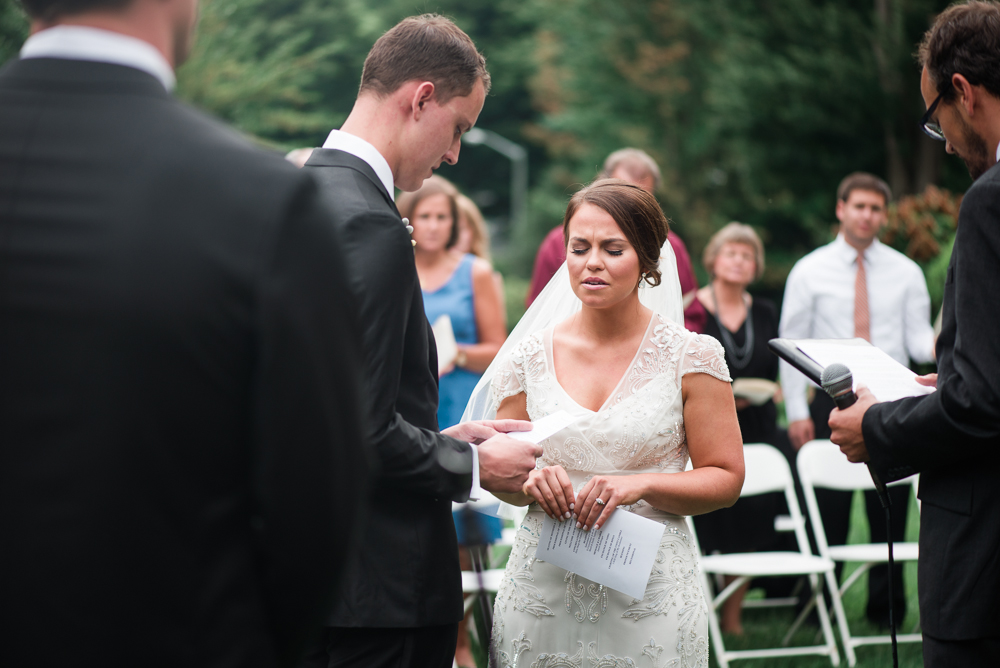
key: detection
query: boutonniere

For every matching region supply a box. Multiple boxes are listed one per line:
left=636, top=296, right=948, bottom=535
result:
left=403, top=217, right=415, bottom=247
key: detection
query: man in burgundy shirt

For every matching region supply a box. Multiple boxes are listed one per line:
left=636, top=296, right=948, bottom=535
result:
left=526, top=148, right=706, bottom=332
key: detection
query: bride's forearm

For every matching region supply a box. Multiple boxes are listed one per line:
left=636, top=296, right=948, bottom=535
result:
left=636, top=467, right=743, bottom=516
left=493, top=491, right=534, bottom=507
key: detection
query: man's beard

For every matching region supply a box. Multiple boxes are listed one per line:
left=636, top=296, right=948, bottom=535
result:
left=957, top=114, right=991, bottom=181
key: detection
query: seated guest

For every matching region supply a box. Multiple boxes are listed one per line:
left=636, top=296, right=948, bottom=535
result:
left=398, top=176, right=507, bottom=429
left=692, top=222, right=787, bottom=634
left=525, top=148, right=705, bottom=332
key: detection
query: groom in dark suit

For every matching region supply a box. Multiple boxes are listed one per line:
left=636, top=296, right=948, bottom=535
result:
left=0, top=0, right=369, bottom=666
left=830, top=2, right=1000, bottom=665
left=302, top=15, right=543, bottom=668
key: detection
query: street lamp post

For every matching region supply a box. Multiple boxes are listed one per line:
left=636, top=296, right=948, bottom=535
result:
left=462, top=128, right=528, bottom=229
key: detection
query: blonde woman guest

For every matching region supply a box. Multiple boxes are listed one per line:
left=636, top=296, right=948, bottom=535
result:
left=692, top=222, right=785, bottom=635
left=398, top=176, right=506, bottom=430
left=455, top=193, right=507, bottom=330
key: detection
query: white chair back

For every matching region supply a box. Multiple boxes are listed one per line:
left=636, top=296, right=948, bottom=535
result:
left=797, top=440, right=877, bottom=491
left=798, top=440, right=918, bottom=492
left=740, top=443, right=794, bottom=496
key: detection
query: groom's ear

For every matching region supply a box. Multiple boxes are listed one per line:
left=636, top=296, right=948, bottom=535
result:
left=410, top=82, right=437, bottom=120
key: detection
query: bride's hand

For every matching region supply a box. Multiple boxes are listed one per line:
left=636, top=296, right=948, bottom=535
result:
left=575, top=475, right=644, bottom=531
left=522, top=465, right=576, bottom=521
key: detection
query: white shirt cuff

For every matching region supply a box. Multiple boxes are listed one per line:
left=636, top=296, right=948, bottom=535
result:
left=468, top=443, right=482, bottom=501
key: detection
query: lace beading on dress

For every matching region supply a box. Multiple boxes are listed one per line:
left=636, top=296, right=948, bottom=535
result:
left=489, top=313, right=729, bottom=668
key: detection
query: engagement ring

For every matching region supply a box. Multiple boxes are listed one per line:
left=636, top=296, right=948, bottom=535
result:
left=595, top=498, right=605, bottom=506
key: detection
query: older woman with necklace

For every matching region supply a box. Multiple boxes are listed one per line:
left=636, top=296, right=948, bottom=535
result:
left=692, top=222, right=788, bottom=636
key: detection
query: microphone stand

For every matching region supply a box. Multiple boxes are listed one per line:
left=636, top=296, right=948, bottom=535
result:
left=768, top=340, right=899, bottom=668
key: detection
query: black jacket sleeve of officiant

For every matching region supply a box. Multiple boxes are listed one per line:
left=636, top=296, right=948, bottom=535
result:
left=862, top=162, right=1000, bottom=640
left=305, top=148, right=472, bottom=628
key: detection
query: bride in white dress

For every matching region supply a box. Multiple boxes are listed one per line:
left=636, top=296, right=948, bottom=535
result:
left=468, top=180, right=745, bottom=668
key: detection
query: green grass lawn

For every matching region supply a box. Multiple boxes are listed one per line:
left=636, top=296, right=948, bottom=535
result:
left=708, top=491, right=923, bottom=668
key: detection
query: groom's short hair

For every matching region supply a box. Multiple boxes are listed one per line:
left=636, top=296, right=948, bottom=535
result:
left=359, top=14, right=491, bottom=103
left=19, top=0, right=131, bottom=20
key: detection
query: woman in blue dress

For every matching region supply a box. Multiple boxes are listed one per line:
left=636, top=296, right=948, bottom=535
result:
left=398, top=177, right=507, bottom=430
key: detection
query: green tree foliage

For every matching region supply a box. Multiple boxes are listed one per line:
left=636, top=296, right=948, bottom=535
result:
left=0, top=0, right=28, bottom=65
left=0, top=0, right=973, bottom=299
left=177, top=0, right=376, bottom=148
left=516, top=0, right=968, bottom=295
left=177, top=0, right=542, bottom=235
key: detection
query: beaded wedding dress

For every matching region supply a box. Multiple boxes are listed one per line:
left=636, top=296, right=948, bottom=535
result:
left=488, top=312, right=731, bottom=668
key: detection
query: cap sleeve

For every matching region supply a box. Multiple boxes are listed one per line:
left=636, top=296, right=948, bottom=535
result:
left=490, top=332, right=543, bottom=407
left=679, top=333, right=732, bottom=383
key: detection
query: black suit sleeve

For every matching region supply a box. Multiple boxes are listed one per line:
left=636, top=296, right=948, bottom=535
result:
left=338, top=205, right=474, bottom=501
left=250, top=177, right=370, bottom=664
left=863, top=175, right=1000, bottom=481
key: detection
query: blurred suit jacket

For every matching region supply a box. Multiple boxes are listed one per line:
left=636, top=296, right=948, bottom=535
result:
left=863, top=161, right=1000, bottom=640
left=0, top=57, right=369, bottom=666
left=305, top=148, right=474, bottom=629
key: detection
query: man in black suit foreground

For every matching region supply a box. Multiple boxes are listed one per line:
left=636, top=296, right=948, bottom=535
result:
left=830, top=2, right=1000, bottom=664
left=302, top=15, right=543, bottom=668
left=0, top=0, right=369, bottom=666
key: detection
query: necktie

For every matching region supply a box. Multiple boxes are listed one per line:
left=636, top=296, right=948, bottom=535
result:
left=854, top=250, right=870, bottom=341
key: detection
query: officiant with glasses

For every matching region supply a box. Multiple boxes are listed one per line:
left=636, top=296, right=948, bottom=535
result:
left=691, top=222, right=788, bottom=635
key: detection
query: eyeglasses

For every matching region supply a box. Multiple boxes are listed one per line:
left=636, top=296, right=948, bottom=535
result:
left=920, top=92, right=946, bottom=141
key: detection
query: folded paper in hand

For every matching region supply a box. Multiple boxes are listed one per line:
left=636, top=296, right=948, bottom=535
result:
left=537, top=509, right=666, bottom=599
left=507, top=410, right=578, bottom=445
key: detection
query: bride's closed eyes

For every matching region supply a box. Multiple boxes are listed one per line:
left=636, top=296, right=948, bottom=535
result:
left=571, top=246, right=624, bottom=256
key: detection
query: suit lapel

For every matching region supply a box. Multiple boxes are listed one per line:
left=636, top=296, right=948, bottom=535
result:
left=305, top=148, right=399, bottom=216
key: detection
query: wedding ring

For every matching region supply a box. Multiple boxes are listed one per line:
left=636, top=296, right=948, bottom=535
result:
left=595, top=498, right=606, bottom=506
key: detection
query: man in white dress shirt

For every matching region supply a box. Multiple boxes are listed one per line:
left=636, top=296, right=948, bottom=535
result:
left=779, top=171, right=935, bottom=627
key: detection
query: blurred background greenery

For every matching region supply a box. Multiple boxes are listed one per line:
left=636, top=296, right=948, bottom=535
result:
left=0, top=0, right=968, bottom=324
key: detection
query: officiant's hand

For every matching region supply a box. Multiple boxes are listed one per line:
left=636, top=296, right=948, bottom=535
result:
left=576, top=475, right=644, bottom=531
left=522, top=465, right=576, bottom=521
left=478, top=434, right=544, bottom=494
left=829, top=385, right=877, bottom=463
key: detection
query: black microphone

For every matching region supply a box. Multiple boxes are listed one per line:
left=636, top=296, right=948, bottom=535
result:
left=820, top=363, right=890, bottom=508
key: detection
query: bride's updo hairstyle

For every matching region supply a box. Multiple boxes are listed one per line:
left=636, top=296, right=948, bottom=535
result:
left=562, top=178, right=670, bottom=287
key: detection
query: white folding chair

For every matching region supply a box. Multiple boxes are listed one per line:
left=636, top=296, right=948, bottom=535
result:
left=797, top=440, right=921, bottom=666
left=688, top=443, right=841, bottom=668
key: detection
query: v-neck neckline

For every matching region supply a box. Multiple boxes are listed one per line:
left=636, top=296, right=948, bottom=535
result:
left=547, top=312, right=657, bottom=414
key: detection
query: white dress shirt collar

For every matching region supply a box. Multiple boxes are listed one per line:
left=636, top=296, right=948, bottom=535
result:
left=996, top=140, right=1000, bottom=165
left=20, top=25, right=175, bottom=91
left=832, top=233, right=882, bottom=262
left=322, top=129, right=395, bottom=201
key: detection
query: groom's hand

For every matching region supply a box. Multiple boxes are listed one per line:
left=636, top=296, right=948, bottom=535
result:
left=477, top=434, right=544, bottom=494
left=442, top=419, right=533, bottom=445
